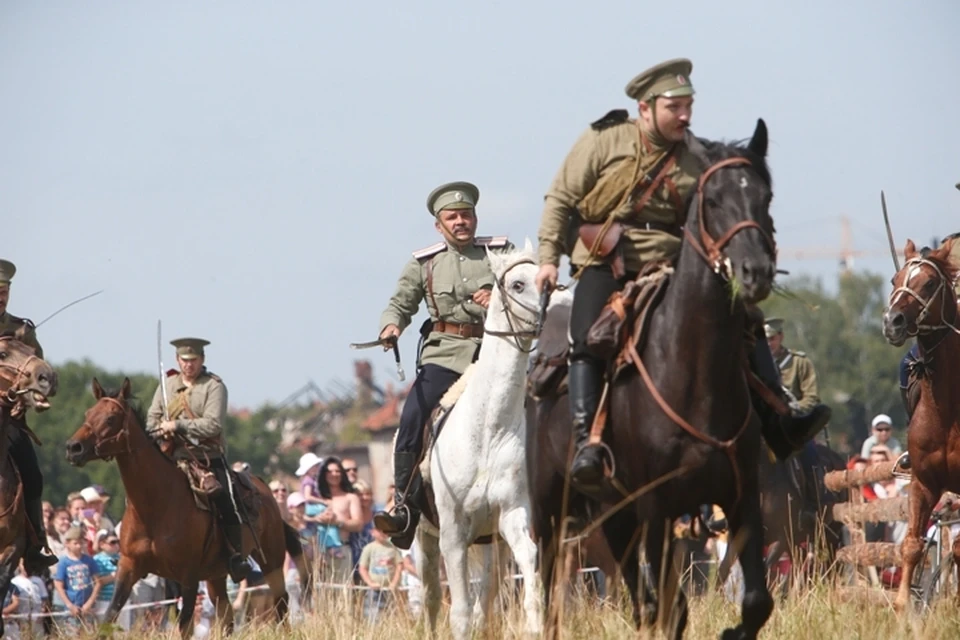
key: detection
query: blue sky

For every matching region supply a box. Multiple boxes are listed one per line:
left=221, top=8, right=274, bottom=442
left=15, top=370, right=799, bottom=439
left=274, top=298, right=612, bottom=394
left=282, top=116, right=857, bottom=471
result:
left=3, top=1, right=957, bottom=408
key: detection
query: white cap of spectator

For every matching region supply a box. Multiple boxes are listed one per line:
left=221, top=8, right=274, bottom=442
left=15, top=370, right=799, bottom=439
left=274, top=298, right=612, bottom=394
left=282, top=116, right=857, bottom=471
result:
left=871, top=414, right=893, bottom=429
left=295, top=452, right=323, bottom=477
left=286, top=492, right=306, bottom=509
left=80, top=485, right=109, bottom=504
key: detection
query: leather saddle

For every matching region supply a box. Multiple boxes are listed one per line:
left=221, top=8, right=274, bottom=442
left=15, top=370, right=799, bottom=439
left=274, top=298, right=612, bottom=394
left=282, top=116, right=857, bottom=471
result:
left=177, top=459, right=262, bottom=525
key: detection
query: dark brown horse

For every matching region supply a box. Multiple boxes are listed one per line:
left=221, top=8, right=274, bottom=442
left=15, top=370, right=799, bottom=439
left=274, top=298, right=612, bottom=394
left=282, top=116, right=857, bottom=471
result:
left=0, top=333, right=57, bottom=639
left=64, top=378, right=310, bottom=638
left=528, top=120, right=778, bottom=640
left=881, top=238, right=960, bottom=610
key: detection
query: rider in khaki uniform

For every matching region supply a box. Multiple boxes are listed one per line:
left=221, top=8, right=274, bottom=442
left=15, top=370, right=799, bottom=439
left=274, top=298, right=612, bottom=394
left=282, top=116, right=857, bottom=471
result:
left=534, top=59, right=831, bottom=494
left=0, top=260, right=58, bottom=570
left=372, top=181, right=513, bottom=549
left=146, top=337, right=252, bottom=582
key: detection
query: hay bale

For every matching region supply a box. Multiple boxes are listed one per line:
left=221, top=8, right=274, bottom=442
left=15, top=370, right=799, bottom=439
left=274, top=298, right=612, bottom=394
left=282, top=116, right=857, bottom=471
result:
left=831, top=496, right=909, bottom=524
left=824, top=461, right=898, bottom=491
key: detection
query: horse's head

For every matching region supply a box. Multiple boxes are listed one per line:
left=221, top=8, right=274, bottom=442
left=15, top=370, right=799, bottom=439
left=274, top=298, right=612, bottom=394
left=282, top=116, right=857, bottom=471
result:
left=882, top=238, right=959, bottom=347
left=685, top=119, right=777, bottom=304
left=485, top=239, right=543, bottom=347
left=65, top=377, right=136, bottom=466
left=0, top=332, right=57, bottom=416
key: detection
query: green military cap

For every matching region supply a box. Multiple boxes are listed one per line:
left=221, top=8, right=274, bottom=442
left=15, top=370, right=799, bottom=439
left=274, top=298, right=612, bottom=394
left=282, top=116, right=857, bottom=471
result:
left=171, top=337, right=210, bottom=360
left=763, top=317, right=784, bottom=338
left=426, top=181, right=480, bottom=217
left=0, top=260, right=16, bottom=286
left=625, top=58, right=695, bottom=102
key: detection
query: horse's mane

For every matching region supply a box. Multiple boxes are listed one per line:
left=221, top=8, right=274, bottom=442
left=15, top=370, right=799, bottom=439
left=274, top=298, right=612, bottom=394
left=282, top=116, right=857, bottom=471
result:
left=103, top=387, right=149, bottom=430
left=922, top=243, right=960, bottom=284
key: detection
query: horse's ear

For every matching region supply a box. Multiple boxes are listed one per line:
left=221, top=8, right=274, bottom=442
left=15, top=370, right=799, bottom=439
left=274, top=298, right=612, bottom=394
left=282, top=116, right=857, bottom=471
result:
left=12, top=323, right=30, bottom=344
left=904, top=239, right=917, bottom=260
left=523, top=237, right=535, bottom=255
left=92, top=378, right=105, bottom=400
left=120, top=377, right=132, bottom=399
left=484, top=245, right=504, bottom=275
left=748, top=118, right=768, bottom=158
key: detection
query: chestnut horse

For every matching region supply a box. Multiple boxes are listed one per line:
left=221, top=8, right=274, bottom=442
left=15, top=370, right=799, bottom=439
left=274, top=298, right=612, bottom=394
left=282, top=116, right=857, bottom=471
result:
left=882, top=238, right=960, bottom=610
left=0, top=333, right=57, bottom=639
left=64, top=378, right=309, bottom=638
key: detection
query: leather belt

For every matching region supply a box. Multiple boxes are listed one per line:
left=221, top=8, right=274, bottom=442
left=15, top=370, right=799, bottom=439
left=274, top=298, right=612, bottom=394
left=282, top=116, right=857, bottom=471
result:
left=434, top=321, right=484, bottom=338
left=628, top=220, right=682, bottom=237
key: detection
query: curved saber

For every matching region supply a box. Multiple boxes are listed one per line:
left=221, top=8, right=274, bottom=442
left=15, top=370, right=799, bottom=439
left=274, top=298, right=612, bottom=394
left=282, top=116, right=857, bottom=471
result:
left=35, top=290, right=104, bottom=328
left=350, top=337, right=405, bottom=382
left=881, top=190, right=901, bottom=272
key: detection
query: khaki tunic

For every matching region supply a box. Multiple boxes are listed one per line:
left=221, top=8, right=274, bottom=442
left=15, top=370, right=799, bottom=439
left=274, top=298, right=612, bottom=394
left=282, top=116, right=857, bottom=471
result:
left=776, top=348, right=820, bottom=415
left=538, top=113, right=702, bottom=273
left=379, top=237, right=514, bottom=375
left=146, top=369, right=227, bottom=459
left=943, top=233, right=960, bottom=295
left=0, top=312, right=43, bottom=358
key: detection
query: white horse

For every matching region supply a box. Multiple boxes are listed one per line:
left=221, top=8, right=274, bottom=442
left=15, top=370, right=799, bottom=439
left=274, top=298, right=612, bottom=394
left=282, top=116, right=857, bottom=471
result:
left=415, top=240, right=560, bottom=639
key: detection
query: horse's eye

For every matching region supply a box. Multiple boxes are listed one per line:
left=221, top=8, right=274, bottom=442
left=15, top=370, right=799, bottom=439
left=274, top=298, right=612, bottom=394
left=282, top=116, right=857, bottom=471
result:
left=511, top=281, right=525, bottom=293
left=705, top=197, right=719, bottom=208
left=0, top=352, right=6, bottom=360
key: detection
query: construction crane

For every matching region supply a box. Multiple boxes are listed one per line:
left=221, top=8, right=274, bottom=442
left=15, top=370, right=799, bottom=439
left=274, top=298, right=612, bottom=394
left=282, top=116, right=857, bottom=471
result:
left=776, top=215, right=916, bottom=274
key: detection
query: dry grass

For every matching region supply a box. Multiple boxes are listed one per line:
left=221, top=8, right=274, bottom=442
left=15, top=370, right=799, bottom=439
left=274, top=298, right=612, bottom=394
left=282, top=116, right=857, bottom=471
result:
left=57, top=576, right=960, bottom=640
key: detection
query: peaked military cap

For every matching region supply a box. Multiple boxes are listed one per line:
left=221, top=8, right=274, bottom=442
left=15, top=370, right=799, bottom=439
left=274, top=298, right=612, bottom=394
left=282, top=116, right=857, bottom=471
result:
left=763, top=317, right=784, bottom=338
left=625, top=58, right=695, bottom=102
left=0, top=260, right=16, bottom=286
left=426, top=181, right=480, bottom=217
left=171, top=337, right=210, bottom=360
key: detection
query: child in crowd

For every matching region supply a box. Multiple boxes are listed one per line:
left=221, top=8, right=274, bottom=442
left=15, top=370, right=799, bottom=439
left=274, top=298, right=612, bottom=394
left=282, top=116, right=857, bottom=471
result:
left=357, top=528, right=402, bottom=621
left=53, top=526, right=102, bottom=631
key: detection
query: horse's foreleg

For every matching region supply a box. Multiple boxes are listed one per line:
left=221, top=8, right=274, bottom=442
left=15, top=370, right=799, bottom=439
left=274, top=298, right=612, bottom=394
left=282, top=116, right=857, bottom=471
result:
left=207, top=577, right=235, bottom=636
left=721, top=489, right=773, bottom=640
left=105, top=556, right=143, bottom=625
left=416, top=528, right=443, bottom=637
left=895, top=479, right=937, bottom=612
left=439, top=528, right=473, bottom=640
left=500, top=506, right=544, bottom=636
left=176, top=582, right=199, bottom=640
left=263, top=567, right=289, bottom=626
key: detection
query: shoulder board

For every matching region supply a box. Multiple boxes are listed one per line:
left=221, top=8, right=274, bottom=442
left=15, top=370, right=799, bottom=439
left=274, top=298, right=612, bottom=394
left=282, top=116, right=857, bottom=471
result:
left=205, top=372, right=222, bottom=382
left=165, top=369, right=179, bottom=377
left=4, top=314, right=34, bottom=329
left=942, top=232, right=960, bottom=243
left=790, top=350, right=807, bottom=357
left=590, top=109, right=630, bottom=131
left=474, top=236, right=509, bottom=248
left=412, top=242, right=447, bottom=260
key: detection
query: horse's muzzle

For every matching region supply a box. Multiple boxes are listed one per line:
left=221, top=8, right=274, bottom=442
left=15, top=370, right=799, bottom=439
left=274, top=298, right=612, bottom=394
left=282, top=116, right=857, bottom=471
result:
left=882, top=308, right=908, bottom=346
left=64, top=439, right=89, bottom=467
left=737, top=256, right=775, bottom=303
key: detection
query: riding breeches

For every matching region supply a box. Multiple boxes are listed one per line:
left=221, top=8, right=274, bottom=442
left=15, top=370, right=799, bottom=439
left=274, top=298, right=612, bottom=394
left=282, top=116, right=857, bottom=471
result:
left=8, top=428, right=42, bottom=502
left=394, top=364, right=461, bottom=455
left=899, top=343, right=919, bottom=389
left=568, top=265, right=637, bottom=362
left=208, top=458, right=242, bottom=525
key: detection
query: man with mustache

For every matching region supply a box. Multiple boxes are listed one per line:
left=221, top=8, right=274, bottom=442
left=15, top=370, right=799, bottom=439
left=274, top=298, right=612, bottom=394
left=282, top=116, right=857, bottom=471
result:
left=534, top=59, right=831, bottom=494
left=0, top=259, right=58, bottom=570
left=372, top=181, right=513, bottom=549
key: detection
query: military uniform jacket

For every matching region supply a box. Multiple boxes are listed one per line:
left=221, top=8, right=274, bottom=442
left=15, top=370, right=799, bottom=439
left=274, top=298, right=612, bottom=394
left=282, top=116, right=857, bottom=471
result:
left=776, top=348, right=820, bottom=415
left=379, top=237, right=514, bottom=375
left=0, top=312, right=43, bottom=358
left=537, top=111, right=703, bottom=274
left=146, top=369, right=227, bottom=459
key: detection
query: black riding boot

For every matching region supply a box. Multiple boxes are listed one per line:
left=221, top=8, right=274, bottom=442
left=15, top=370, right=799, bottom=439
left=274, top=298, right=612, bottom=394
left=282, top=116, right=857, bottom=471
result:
left=23, top=497, right=57, bottom=570
left=223, top=523, right=251, bottom=583
left=751, top=338, right=832, bottom=461
left=373, top=451, right=422, bottom=550
left=569, top=359, right=607, bottom=494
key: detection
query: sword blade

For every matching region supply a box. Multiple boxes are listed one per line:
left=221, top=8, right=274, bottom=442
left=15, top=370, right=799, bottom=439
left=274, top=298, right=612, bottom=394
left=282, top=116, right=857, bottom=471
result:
left=881, top=190, right=901, bottom=272
left=350, top=338, right=393, bottom=350
left=157, top=320, right=169, bottom=420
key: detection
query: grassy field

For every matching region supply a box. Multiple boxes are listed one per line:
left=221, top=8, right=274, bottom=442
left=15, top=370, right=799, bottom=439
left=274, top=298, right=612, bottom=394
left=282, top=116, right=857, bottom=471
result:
left=56, top=579, right=960, bottom=639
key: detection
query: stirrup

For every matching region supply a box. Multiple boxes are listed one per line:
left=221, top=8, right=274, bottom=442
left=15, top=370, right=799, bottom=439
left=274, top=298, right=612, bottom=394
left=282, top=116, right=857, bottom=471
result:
left=573, top=441, right=616, bottom=478
left=893, top=452, right=912, bottom=477
left=374, top=503, right=412, bottom=535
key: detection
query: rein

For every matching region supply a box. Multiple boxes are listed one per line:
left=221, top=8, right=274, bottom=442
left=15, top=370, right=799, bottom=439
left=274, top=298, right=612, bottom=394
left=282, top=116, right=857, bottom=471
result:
left=483, top=257, right=543, bottom=353
left=890, top=257, right=960, bottom=352
left=683, top=157, right=777, bottom=279
left=628, top=155, right=774, bottom=508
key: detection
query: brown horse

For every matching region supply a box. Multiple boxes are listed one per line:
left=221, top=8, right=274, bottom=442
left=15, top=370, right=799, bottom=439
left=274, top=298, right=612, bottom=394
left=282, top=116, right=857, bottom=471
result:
left=0, top=333, right=57, bottom=639
left=528, top=121, right=778, bottom=640
left=882, top=238, right=960, bottom=610
left=64, top=378, right=310, bottom=638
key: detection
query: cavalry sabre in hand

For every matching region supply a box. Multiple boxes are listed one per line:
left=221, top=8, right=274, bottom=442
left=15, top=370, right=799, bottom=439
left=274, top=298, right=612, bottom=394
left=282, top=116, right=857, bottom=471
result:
left=349, top=336, right=405, bottom=382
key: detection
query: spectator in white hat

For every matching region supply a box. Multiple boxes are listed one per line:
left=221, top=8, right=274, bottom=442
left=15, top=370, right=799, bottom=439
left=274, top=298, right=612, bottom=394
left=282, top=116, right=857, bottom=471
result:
left=80, top=485, right=115, bottom=534
left=861, top=414, right=903, bottom=460
left=295, top=452, right=324, bottom=505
